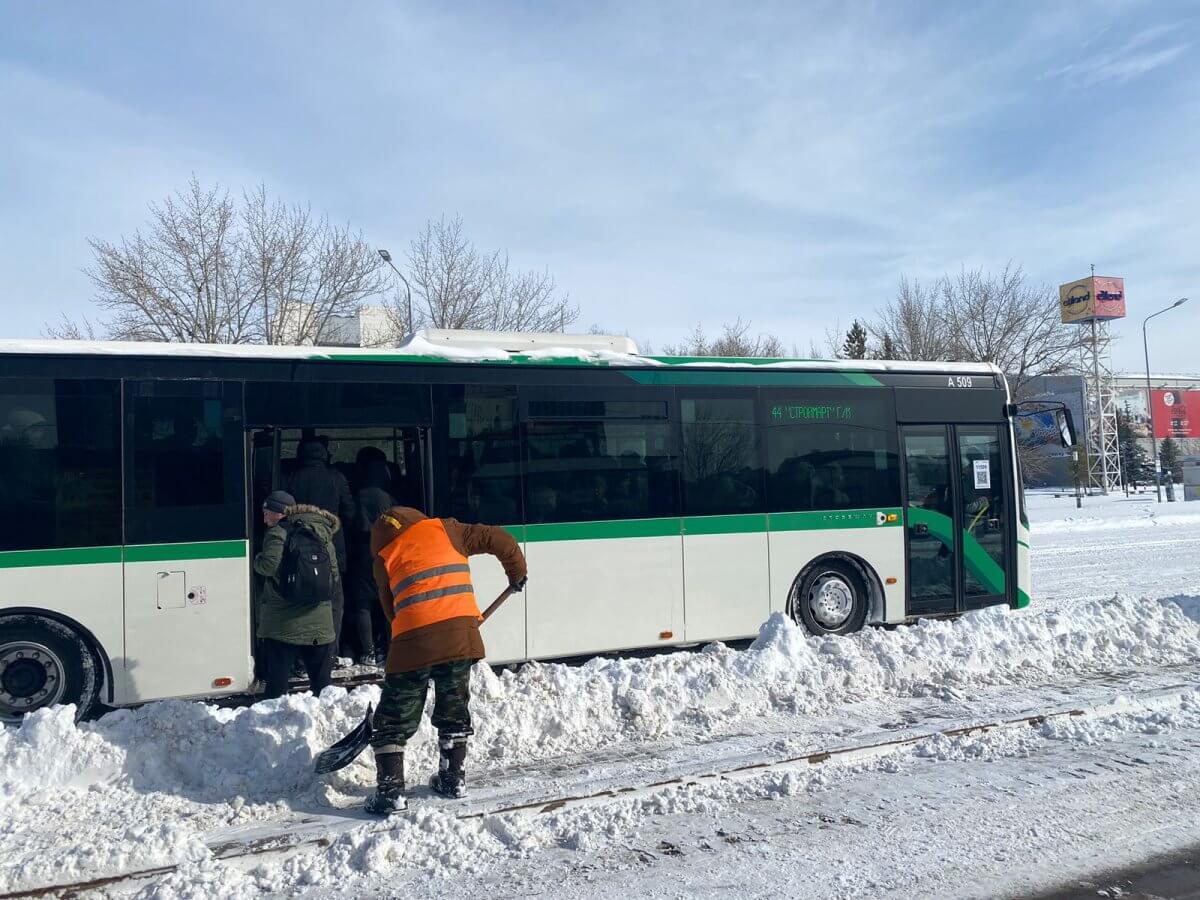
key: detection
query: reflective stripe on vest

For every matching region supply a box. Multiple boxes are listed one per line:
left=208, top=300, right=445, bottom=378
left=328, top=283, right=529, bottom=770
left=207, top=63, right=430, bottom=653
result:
left=377, top=518, right=480, bottom=638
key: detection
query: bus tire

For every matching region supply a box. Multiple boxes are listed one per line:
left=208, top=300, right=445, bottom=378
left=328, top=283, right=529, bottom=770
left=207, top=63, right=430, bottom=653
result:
left=790, top=559, right=869, bottom=637
left=0, top=615, right=99, bottom=724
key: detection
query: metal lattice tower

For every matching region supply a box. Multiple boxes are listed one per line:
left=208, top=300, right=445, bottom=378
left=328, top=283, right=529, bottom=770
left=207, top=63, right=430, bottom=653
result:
left=1080, top=319, right=1122, bottom=493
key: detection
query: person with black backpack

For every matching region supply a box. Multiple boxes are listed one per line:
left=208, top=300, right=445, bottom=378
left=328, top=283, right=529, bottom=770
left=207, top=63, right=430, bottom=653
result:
left=253, top=490, right=340, bottom=700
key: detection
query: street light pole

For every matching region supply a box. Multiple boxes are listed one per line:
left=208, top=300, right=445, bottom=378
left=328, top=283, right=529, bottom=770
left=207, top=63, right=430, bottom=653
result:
left=378, top=249, right=413, bottom=337
left=1143, top=298, right=1188, bottom=503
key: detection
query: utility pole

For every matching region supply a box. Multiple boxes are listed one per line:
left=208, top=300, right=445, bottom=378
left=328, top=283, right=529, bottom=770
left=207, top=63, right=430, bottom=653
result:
left=1143, top=298, right=1189, bottom=502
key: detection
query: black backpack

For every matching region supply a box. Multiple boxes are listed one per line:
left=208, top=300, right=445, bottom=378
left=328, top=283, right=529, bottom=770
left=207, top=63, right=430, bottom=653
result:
left=279, top=521, right=333, bottom=606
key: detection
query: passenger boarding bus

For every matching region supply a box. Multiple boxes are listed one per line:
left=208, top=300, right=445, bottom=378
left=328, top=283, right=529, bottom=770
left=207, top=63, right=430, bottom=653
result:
left=0, top=331, right=1065, bottom=721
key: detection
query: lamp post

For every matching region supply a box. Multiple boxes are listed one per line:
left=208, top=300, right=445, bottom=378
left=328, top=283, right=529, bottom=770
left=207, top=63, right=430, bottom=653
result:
left=378, top=249, right=413, bottom=337
left=1143, top=298, right=1188, bottom=502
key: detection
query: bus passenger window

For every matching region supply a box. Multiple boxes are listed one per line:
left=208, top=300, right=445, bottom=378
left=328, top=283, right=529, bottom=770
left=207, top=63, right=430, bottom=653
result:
left=125, top=381, right=244, bottom=545
left=767, top=425, right=899, bottom=513
left=443, top=385, right=521, bottom=525
left=130, top=395, right=225, bottom=510
left=524, top=401, right=676, bottom=524
left=679, top=398, right=764, bottom=516
left=0, top=379, right=121, bottom=551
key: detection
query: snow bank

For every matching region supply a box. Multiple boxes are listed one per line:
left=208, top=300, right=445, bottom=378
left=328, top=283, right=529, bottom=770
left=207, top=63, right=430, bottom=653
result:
left=139, top=687, right=1200, bottom=899
left=5, top=593, right=1199, bottom=811
left=1026, top=491, right=1200, bottom=534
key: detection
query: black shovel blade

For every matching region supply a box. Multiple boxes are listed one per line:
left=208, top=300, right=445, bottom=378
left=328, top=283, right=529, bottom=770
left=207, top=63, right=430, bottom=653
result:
left=314, top=704, right=374, bottom=775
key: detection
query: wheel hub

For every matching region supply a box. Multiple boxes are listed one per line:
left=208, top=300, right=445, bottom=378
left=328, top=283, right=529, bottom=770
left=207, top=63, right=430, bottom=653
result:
left=0, top=642, right=65, bottom=715
left=808, top=574, right=854, bottom=629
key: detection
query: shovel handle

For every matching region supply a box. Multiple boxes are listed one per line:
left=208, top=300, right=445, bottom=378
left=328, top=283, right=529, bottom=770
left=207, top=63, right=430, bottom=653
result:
left=481, top=586, right=517, bottom=622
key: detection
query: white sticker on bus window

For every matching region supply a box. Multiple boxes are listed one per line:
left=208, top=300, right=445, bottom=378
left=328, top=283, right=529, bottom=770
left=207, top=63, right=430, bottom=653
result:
left=973, top=459, right=991, bottom=490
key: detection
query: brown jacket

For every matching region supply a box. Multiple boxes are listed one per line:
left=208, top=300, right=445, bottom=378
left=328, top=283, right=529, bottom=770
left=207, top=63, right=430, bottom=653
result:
left=371, top=506, right=527, bottom=673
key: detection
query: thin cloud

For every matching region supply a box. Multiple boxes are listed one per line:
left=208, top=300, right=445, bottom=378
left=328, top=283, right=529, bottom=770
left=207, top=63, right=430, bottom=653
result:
left=1045, top=31, right=1189, bottom=87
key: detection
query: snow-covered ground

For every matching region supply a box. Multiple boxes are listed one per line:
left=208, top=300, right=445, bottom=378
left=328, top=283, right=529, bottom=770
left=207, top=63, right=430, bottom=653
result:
left=4, top=490, right=1200, bottom=898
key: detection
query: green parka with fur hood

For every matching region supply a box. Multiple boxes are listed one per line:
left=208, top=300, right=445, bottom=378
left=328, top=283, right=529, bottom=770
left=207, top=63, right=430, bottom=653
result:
left=254, top=504, right=339, bottom=645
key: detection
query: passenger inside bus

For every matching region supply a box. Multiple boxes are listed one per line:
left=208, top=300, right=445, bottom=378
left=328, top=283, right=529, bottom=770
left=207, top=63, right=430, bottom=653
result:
left=346, top=453, right=394, bottom=664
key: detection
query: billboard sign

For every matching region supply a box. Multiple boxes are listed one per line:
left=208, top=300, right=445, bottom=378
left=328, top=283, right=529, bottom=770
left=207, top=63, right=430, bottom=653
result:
left=1059, top=275, right=1126, bottom=324
left=1150, top=389, right=1200, bottom=438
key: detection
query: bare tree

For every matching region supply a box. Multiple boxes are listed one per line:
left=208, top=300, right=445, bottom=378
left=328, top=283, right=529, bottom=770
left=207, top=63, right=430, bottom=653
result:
left=57, top=177, right=385, bottom=344
left=868, top=265, right=1080, bottom=397
left=386, top=215, right=577, bottom=338
left=869, top=276, right=954, bottom=362
left=485, top=256, right=575, bottom=332
left=939, top=264, right=1080, bottom=398
left=43, top=313, right=100, bottom=340
left=662, top=319, right=786, bottom=357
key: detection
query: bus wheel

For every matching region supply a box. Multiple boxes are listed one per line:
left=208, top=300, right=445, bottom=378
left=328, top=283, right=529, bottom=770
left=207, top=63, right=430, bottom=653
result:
left=791, top=560, right=869, bottom=637
left=0, top=616, right=98, bottom=724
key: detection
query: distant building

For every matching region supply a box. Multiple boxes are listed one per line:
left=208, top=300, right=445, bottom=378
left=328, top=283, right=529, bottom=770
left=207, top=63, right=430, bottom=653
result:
left=1020, top=373, right=1200, bottom=487
left=316, top=305, right=393, bottom=348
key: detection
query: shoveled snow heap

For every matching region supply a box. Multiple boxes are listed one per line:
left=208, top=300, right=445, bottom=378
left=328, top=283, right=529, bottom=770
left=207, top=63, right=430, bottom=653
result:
left=2, top=596, right=1197, bottom=811
left=2, top=592, right=1199, bottom=892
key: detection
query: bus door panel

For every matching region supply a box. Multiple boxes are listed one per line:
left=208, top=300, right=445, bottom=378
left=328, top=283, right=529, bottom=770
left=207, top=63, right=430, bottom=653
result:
left=120, top=380, right=253, bottom=705
left=956, top=425, right=1009, bottom=610
left=901, top=423, right=1013, bottom=617
left=901, top=426, right=957, bottom=616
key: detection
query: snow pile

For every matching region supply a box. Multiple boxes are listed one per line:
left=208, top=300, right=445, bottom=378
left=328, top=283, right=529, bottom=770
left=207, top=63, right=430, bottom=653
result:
left=6, top=592, right=1197, bottom=813
left=142, top=687, right=1200, bottom=899
left=0, top=689, right=377, bottom=808
left=466, top=594, right=1200, bottom=769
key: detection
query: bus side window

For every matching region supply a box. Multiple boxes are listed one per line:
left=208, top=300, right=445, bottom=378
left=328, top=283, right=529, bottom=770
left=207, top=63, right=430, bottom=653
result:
left=0, top=379, right=121, bottom=552
left=442, top=385, right=521, bottom=526
left=679, top=397, right=764, bottom=517
left=125, top=381, right=245, bottom=545
left=767, top=424, right=900, bottom=513
left=524, top=402, right=676, bottom=524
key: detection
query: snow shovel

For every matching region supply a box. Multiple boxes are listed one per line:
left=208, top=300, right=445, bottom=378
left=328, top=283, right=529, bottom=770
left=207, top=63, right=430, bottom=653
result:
left=313, top=586, right=518, bottom=775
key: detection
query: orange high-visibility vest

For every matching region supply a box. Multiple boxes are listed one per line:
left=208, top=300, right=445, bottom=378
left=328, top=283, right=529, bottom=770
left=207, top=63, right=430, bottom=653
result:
left=377, top=518, right=480, bottom=639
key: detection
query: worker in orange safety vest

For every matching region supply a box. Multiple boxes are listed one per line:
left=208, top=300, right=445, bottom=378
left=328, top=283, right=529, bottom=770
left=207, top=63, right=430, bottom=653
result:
left=364, top=506, right=527, bottom=814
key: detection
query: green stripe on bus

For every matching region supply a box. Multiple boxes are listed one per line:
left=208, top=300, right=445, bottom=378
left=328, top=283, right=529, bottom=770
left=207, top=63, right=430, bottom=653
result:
left=518, top=509, right=900, bottom=543
left=1016, top=588, right=1031, bottom=609
left=311, top=350, right=884, bottom=382
left=0, top=545, right=123, bottom=569
left=123, top=541, right=248, bottom=563
left=623, top=370, right=883, bottom=387
left=770, top=508, right=902, bottom=532
left=1017, top=538, right=1030, bottom=550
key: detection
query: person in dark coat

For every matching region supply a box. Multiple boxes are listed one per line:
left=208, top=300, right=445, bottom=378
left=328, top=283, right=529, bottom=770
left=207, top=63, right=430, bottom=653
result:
left=284, top=438, right=356, bottom=656
left=253, top=491, right=339, bottom=699
left=345, top=457, right=395, bottom=665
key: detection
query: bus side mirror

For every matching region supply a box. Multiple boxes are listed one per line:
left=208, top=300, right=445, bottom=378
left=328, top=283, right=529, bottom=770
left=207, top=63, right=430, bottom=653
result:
left=1057, top=409, right=1076, bottom=448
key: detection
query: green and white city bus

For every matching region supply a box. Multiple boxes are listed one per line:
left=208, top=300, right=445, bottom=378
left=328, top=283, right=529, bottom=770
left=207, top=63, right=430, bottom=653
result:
left=0, top=331, right=1050, bottom=721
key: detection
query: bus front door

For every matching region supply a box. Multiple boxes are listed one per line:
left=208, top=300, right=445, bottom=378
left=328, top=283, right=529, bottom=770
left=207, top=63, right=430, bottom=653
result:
left=901, top=424, right=1011, bottom=617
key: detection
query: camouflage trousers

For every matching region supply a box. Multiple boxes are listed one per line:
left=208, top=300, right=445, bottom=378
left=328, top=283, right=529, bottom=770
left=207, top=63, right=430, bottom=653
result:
left=370, top=660, right=474, bottom=752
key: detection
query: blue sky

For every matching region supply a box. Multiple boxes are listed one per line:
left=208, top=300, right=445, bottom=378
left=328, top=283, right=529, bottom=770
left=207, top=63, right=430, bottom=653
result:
left=1, top=0, right=1197, bottom=371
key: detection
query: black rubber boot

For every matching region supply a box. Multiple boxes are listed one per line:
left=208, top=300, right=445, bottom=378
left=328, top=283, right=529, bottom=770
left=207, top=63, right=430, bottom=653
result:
left=429, top=734, right=468, bottom=799
left=364, top=750, right=407, bottom=815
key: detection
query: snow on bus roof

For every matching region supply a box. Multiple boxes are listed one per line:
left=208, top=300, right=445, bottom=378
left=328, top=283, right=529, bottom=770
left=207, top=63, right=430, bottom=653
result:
left=0, top=336, right=1001, bottom=375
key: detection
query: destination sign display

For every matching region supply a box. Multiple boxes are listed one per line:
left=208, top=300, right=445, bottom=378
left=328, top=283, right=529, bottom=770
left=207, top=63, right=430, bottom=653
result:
left=770, top=404, right=854, bottom=422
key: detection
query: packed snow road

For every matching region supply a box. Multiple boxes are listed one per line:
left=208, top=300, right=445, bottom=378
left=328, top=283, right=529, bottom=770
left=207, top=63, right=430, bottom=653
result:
left=3, top=491, right=1200, bottom=898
